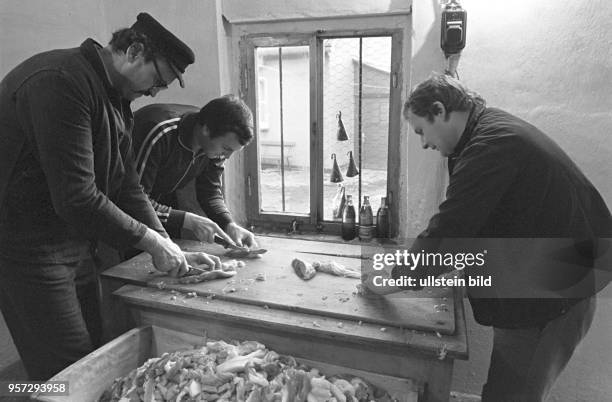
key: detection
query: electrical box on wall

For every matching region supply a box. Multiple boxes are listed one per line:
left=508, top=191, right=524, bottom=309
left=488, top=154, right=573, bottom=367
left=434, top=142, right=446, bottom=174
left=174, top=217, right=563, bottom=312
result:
left=441, top=0, right=467, bottom=56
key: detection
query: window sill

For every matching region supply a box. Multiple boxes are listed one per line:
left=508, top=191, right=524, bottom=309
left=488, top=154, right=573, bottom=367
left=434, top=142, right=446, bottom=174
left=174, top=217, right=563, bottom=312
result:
left=253, top=230, right=400, bottom=247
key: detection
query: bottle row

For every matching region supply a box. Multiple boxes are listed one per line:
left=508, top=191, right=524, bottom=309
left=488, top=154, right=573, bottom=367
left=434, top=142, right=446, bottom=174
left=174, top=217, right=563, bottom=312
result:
left=340, top=194, right=389, bottom=242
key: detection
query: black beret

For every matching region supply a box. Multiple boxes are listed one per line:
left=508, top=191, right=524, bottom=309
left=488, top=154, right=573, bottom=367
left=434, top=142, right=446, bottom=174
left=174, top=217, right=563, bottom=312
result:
left=131, top=12, right=195, bottom=88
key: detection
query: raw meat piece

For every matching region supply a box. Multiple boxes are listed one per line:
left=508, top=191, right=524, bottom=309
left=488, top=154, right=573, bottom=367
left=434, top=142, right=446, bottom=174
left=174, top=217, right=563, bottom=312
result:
left=177, top=269, right=237, bottom=284
left=222, top=259, right=240, bottom=271
left=225, top=247, right=267, bottom=259
left=313, top=261, right=360, bottom=279
left=292, top=258, right=317, bottom=280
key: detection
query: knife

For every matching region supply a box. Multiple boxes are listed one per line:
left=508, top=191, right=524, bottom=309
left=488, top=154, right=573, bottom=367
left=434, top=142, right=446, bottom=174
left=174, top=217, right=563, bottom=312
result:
left=181, top=264, right=209, bottom=277
left=213, top=234, right=243, bottom=250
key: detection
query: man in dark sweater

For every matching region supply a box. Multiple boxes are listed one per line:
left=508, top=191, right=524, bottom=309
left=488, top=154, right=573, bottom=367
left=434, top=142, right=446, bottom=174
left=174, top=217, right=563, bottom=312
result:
left=132, top=95, right=258, bottom=248
left=0, top=13, right=222, bottom=380
left=368, top=74, right=611, bottom=401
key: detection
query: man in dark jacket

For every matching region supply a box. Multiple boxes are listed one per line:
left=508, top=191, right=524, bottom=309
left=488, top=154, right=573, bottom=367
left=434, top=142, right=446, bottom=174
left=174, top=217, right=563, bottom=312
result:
left=132, top=96, right=258, bottom=248
left=0, top=13, right=221, bottom=380
left=366, top=74, right=611, bottom=401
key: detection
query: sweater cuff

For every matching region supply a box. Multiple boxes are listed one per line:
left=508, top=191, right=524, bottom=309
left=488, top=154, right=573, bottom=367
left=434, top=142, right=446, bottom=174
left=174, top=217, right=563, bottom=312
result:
left=217, top=213, right=234, bottom=231
left=166, top=209, right=186, bottom=239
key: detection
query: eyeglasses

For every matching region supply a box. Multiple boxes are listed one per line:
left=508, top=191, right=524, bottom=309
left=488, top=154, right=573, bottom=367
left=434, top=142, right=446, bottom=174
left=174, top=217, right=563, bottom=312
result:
left=150, top=58, right=169, bottom=90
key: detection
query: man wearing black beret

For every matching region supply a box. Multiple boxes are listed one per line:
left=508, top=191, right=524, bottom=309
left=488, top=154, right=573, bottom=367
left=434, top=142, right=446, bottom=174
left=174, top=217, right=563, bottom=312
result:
left=130, top=12, right=194, bottom=90
left=0, top=13, right=217, bottom=380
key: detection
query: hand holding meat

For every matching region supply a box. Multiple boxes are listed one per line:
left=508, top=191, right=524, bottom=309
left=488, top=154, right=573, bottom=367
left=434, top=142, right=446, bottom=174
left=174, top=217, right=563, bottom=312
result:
left=226, top=222, right=258, bottom=248
left=184, top=212, right=235, bottom=245
left=136, top=228, right=189, bottom=277
left=183, top=250, right=222, bottom=270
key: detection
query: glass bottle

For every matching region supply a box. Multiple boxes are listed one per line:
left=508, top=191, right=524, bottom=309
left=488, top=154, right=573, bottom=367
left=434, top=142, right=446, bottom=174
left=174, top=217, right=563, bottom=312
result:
left=376, top=196, right=390, bottom=238
left=359, top=196, right=374, bottom=241
left=359, top=196, right=373, bottom=226
left=341, top=195, right=357, bottom=241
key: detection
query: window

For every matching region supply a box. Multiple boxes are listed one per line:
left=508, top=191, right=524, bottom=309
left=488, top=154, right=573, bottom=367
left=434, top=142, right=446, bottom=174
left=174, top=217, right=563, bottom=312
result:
left=322, top=37, right=391, bottom=222
left=241, top=29, right=403, bottom=236
left=255, top=44, right=310, bottom=215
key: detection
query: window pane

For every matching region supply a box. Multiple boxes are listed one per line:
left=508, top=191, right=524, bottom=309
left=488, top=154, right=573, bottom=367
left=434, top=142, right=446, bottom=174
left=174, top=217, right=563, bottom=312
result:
left=256, top=46, right=311, bottom=214
left=322, top=37, right=391, bottom=221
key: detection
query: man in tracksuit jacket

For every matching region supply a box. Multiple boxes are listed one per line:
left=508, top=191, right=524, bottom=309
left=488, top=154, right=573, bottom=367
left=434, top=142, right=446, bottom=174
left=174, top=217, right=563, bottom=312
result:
left=0, top=13, right=220, bottom=380
left=131, top=95, right=258, bottom=248
left=368, top=74, right=611, bottom=401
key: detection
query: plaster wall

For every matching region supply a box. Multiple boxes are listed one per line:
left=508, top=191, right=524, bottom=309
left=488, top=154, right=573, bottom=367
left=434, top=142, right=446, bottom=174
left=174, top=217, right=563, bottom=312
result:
left=0, top=0, right=225, bottom=108
left=457, top=0, right=612, bottom=208
left=222, top=0, right=411, bottom=22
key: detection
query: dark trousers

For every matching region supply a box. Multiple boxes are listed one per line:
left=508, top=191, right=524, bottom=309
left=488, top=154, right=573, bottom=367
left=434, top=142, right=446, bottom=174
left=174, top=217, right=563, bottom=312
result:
left=0, top=256, right=102, bottom=380
left=481, top=296, right=596, bottom=402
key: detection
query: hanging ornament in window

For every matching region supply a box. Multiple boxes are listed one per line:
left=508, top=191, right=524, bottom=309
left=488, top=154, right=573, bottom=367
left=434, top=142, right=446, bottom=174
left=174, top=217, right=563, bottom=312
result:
left=336, top=111, right=349, bottom=141
left=346, top=150, right=359, bottom=177
left=331, top=183, right=346, bottom=220
left=329, top=153, right=343, bottom=183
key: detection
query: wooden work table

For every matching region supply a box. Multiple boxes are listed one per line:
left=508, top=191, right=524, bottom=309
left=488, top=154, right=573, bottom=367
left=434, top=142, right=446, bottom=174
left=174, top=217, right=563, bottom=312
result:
left=101, top=236, right=468, bottom=402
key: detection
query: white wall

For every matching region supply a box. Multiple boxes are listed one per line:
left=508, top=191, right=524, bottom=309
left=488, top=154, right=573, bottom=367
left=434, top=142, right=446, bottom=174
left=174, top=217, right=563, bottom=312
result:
left=222, top=0, right=411, bottom=22
left=0, top=0, right=226, bottom=107
left=458, top=0, right=612, bottom=207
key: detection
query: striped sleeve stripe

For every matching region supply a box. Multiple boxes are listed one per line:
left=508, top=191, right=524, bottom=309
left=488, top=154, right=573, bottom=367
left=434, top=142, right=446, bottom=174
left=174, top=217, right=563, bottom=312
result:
left=149, top=199, right=172, bottom=222
left=157, top=212, right=171, bottom=222
left=136, top=117, right=181, bottom=179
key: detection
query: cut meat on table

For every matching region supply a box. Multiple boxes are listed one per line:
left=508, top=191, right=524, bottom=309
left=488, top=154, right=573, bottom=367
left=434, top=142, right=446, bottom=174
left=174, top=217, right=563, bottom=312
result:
left=292, top=258, right=361, bottom=280
left=225, top=247, right=267, bottom=259
left=313, top=261, right=360, bottom=279
left=177, top=269, right=237, bottom=284
left=292, top=258, right=317, bottom=280
left=177, top=260, right=243, bottom=284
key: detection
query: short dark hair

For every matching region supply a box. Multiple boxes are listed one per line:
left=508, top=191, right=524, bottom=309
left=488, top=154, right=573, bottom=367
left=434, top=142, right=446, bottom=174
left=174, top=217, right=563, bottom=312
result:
left=108, top=28, right=161, bottom=62
left=198, top=95, right=254, bottom=145
left=404, top=74, right=485, bottom=122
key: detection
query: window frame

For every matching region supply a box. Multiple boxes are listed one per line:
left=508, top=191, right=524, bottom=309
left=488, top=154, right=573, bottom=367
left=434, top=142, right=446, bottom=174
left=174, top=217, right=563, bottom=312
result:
left=240, top=28, right=403, bottom=237
left=256, top=76, right=269, bottom=130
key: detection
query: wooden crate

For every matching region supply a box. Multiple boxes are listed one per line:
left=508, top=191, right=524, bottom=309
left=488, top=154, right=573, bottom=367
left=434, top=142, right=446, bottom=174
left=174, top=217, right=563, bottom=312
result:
left=32, top=325, right=420, bottom=402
